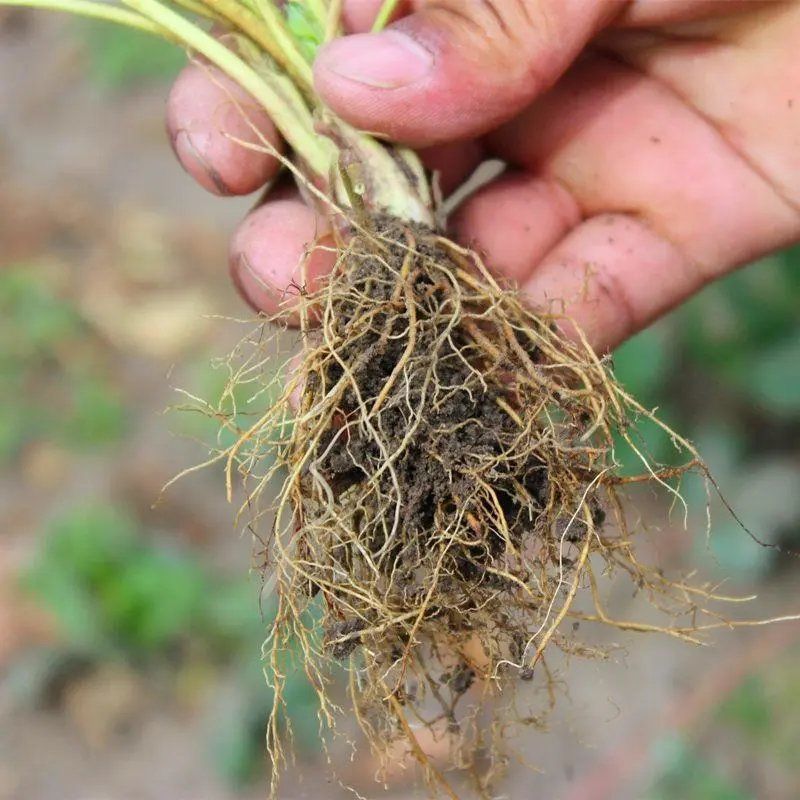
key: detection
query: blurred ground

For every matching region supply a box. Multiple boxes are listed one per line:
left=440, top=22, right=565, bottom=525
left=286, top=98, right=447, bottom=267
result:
left=1, top=13, right=798, bottom=800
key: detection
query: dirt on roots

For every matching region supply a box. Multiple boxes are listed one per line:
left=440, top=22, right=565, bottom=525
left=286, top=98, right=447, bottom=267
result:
left=208, top=218, right=729, bottom=798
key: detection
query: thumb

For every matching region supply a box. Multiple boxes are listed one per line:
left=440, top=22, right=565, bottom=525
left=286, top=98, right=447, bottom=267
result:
left=314, top=0, right=620, bottom=146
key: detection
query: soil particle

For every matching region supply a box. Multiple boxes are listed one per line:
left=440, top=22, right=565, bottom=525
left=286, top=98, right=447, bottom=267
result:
left=447, top=664, right=475, bottom=696
left=326, top=618, right=366, bottom=660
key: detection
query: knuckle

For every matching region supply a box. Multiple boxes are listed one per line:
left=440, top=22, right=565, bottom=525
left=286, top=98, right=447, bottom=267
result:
left=418, top=0, right=560, bottom=76
left=421, top=1, right=522, bottom=46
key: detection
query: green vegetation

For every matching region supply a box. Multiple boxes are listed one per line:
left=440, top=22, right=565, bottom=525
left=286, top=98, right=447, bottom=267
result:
left=77, top=19, right=184, bottom=88
left=26, top=505, right=207, bottom=656
left=647, top=735, right=752, bottom=800
left=23, top=503, right=320, bottom=786
left=0, top=267, right=127, bottom=461
left=645, top=647, right=800, bottom=800
left=718, top=662, right=800, bottom=771
left=615, top=245, right=800, bottom=442
left=613, top=244, right=800, bottom=577
left=284, top=1, right=324, bottom=61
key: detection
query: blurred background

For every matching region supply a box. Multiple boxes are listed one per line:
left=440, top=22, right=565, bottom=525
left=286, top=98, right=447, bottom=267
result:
left=0, top=13, right=798, bottom=800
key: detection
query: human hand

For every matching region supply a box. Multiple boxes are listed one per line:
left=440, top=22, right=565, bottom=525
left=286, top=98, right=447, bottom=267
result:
left=166, top=0, right=800, bottom=352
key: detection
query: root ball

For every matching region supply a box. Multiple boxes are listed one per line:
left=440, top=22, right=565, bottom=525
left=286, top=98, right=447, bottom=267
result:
left=220, top=218, right=711, bottom=796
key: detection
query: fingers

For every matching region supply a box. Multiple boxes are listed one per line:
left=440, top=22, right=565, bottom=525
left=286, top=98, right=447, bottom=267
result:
left=521, top=214, right=695, bottom=352
left=229, top=196, right=336, bottom=319
left=605, top=1, right=800, bottom=211
left=167, top=63, right=283, bottom=196
left=475, top=54, right=798, bottom=350
left=614, top=0, right=766, bottom=27
left=451, top=173, right=580, bottom=284
left=453, top=179, right=701, bottom=352
left=313, top=0, right=619, bottom=145
left=489, top=55, right=798, bottom=274
left=232, top=175, right=710, bottom=355
left=451, top=176, right=685, bottom=351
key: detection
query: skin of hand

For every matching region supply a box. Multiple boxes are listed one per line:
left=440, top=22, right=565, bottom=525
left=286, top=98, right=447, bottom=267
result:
left=166, top=0, right=800, bottom=353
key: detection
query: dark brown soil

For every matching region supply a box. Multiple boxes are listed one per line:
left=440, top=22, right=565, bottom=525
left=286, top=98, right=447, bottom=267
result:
left=294, top=223, right=602, bottom=665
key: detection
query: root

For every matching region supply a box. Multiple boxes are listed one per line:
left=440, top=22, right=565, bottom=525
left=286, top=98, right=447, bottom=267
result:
left=199, top=217, right=792, bottom=797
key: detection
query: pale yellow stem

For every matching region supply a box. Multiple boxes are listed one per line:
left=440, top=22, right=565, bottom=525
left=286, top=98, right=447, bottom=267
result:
left=372, top=0, right=399, bottom=31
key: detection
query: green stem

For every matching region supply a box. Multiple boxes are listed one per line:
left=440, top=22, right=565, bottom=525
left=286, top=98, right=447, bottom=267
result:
left=303, top=0, right=325, bottom=26
left=249, top=0, right=315, bottom=90
left=198, top=0, right=314, bottom=92
left=172, top=0, right=221, bottom=22
left=372, top=0, right=399, bottom=32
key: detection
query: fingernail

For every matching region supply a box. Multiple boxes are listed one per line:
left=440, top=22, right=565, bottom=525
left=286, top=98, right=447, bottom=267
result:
left=173, top=129, right=232, bottom=196
left=324, top=31, right=433, bottom=89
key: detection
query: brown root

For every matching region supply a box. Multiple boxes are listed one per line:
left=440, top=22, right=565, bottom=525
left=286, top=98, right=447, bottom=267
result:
left=209, top=218, right=753, bottom=797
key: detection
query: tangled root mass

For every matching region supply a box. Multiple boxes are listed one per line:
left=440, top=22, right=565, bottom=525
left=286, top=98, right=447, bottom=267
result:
left=217, top=218, right=726, bottom=797
left=304, top=223, right=608, bottom=662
